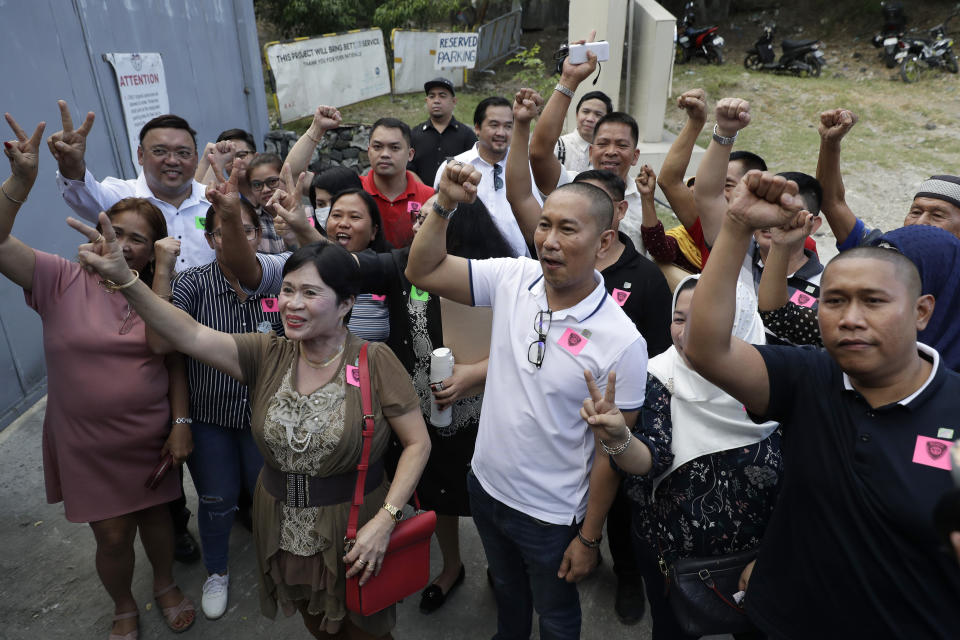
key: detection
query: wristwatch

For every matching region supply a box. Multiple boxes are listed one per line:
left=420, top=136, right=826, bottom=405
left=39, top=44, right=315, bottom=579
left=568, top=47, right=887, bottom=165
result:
left=712, top=123, right=738, bottom=146
left=381, top=502, right=403, bottom=522
left=432, top=199, right=457, bottom=220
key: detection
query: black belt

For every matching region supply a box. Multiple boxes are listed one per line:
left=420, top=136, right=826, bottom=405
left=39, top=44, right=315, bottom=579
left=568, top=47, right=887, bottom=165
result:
left=261, top=459, right=384, bottom=508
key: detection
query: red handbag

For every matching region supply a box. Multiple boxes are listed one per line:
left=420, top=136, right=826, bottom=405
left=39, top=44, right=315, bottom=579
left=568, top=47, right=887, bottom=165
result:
left=344, top=343, right=437, bottom=616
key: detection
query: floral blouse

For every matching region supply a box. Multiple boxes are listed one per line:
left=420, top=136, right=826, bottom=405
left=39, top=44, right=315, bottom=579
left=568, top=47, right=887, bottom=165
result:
left=617, top=375, right=784, bottom=565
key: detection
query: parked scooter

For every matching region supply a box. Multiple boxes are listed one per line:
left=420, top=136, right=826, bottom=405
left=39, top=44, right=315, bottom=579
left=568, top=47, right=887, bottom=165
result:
left=744, top=25, right=826, bottom=77
left=872, top=1, right=909, bottom=69
left=900, top=13, right=958, bottom=82
left=675, top=2, right=725, bottom=64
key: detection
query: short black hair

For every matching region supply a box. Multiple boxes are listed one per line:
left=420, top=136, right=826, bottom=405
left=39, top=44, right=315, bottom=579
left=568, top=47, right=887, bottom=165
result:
left=216, top=128, right=256, bottom=152
left=473, top=96, right=512, bottom=127
left=677, top=276, right=698, bottom=297
left=594, top=112, right=639, bottom=146
left=777, top=171, right=823, bottom=215
left=203, top=199, right=259, bottom=235
left=729, top=150, right=767, bottom=173
left=826, top=246, right=922, bottom=298
left=447, top=199, right=516, bottom=259
left=247, top=152, right=282, bottom=174
left=370, top=117, right=412, bottom=147
left=327, top=187, right=390, bottom=253
left=576, top=91, right=614, bottom=115
left=551, top=182, right=614, bottom=233
left=139, top=114, right=197, bottom=150
left=574, top=169, right=626, bottom=202
left=309, top=166, right=362, bottom=209
left=282, top=242, right=362, bottom=322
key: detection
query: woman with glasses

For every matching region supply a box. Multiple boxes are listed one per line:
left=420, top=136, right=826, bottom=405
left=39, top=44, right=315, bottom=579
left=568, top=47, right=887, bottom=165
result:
left=246, top=153, right=288, bottom=254
left=162, top=198, right=284, bottom=620
left=1, top=114, right=195, bottom=639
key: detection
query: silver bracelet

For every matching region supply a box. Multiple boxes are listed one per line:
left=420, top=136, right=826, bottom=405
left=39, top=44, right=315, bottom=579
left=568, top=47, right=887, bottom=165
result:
left=600, top=427, right=632, bottom=456
left=172, top=417, right=193, bottom=425
left=554, top=83, right=574, bottom=99
left=712, top=123, right=738, bottom=145
left=1, top=182, right=25, bottom=205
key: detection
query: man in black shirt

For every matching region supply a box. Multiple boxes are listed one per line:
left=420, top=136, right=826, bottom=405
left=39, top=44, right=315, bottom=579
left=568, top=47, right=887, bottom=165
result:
left=408, top=77, right=477, bottom=184
left=685, top=170, right=960, bottom=638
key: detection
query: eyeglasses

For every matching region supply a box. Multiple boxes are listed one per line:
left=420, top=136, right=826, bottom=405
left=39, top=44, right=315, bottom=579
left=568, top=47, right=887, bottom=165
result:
left=119, top=303, right=135, bottom=335
left=527, top=309, right=552, bottom=369
left=250, top=176, right=281, bottom=191
left=493, top=163, right=504, bottom=191
left=149, top=146, right=195, bottom=160
left=207, top=225, right=258, bottom=240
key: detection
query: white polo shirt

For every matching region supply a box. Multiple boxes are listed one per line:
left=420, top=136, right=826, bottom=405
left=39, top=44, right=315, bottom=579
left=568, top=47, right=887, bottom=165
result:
left=57, top=169, right=214, bottom=270
left=469, top=257, right=648, bottom=525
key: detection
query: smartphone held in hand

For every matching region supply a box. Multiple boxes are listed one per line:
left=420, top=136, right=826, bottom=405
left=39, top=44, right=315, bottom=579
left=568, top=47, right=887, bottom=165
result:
left=568, top=41, right=610, bottom=64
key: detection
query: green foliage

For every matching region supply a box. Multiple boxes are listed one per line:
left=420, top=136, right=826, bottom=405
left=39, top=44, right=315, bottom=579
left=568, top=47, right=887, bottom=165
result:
left=506, top=45, right=555, bottom=96
left=372, top=0, right=462, bottom=36
left=254, top=0, right=378, bottom=38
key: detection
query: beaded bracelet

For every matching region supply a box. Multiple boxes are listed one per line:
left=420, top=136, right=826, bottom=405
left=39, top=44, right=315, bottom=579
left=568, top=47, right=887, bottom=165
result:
left=600, top=427, right=632, bottom=456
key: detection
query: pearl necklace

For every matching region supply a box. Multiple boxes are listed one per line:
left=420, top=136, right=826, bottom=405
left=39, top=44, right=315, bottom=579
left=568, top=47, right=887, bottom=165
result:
left=300, top=341, right=345, bottom=369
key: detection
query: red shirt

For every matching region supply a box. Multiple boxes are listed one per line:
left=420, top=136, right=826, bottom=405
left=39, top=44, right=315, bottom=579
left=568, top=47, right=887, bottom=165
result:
left=360, top=171, right=435, bottom=248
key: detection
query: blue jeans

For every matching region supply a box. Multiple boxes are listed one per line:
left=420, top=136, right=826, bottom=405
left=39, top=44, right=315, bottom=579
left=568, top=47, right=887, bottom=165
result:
left=186, top=422, right=264, bottom=575
left=467, top=470, right=580, bottom=640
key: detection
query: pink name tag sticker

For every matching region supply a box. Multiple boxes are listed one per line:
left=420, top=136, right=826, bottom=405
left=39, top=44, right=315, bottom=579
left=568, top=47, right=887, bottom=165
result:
left=789, top=289, right=817, bottom=308
left=260, top=297, right=279, bottom=313
left=611, top=288, right=631, bottom=306
left=370, top=294, right=386, bottom=302
left=558, top=328, right=588, bottom=356
left=912, top=435, right=953, bottom=470
left=345, top=365, right=361, bottom=387
left=307, top=216, right=315, bottom=227
left=407, top=201, right=422, bottom=213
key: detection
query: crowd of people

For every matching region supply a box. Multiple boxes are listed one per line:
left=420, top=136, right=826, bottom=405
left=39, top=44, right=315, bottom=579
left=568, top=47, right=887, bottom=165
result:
left=1, top=36, right=959, bottom=640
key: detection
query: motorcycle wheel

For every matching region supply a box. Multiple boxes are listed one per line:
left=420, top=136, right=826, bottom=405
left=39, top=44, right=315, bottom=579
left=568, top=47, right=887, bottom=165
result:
left=744, top=53, right=762, bottom=70
left=675, top=45, right=691, bottom=64
left=707, top=47, right=724, bottom=65
left=884, top=51, right=897, bottom=69
left=946, top=50, right=958, bottom=73
left=901, top=57, right=922, bottom=83
left=804, top=54, right=822, bottom=78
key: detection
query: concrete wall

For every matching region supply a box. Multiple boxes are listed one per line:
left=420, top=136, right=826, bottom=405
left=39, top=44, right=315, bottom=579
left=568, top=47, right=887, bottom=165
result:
left=0, top=0, right=269, bottom=428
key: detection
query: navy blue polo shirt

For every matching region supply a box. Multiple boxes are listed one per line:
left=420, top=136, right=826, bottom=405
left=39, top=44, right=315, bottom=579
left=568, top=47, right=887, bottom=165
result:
left=746, top=343, right=960, bottom=638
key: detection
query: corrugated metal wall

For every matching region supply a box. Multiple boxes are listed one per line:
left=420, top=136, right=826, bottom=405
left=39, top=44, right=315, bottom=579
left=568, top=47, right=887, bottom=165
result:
left=0, top=0, right=269, bottom=428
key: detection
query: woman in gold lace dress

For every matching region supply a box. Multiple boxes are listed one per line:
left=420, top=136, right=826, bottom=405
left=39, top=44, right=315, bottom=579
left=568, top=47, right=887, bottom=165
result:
left=69, top=183, right=430, bottom=640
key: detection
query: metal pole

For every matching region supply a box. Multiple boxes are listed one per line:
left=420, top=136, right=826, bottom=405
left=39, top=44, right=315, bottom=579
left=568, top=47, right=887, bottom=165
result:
left=624, top=0, right=635, bottom=113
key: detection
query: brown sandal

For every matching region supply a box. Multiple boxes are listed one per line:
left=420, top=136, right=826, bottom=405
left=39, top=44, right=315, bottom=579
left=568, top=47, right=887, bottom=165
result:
left=107, top=610, right=139, bottom=640
left=153, top=583, right=196, bottom=633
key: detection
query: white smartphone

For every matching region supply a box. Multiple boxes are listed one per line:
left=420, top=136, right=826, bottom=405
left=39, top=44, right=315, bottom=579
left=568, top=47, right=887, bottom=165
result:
left=568, top=41, right=610, bottom=64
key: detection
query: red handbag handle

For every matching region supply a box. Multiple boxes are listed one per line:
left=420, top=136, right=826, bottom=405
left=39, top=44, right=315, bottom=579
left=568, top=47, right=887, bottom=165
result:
left=346, top=342, right=374, bottom=542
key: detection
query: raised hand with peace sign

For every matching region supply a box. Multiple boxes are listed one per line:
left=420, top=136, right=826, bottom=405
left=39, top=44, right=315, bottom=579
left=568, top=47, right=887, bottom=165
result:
left=46, top=100, right=95, bottom=181
left=0, top=112, right=47, bottom=290
left=580, top=369, right=652, bottom=475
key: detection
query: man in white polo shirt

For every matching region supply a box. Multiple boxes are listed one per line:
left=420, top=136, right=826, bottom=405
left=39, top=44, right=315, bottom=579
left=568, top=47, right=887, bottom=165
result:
left=407, top=161, right=647, bottom=639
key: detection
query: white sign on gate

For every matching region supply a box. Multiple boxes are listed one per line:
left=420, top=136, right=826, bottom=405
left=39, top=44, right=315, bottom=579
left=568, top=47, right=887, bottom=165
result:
left=104, top=53, right=170, bottom=169
left=265, top=29, right=391, bottom=123
left=434, top=33, right=479, bottom=69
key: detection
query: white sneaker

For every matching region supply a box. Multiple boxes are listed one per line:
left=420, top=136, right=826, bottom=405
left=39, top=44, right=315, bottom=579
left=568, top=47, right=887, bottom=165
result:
left=201, top=573, right=229, bottom=619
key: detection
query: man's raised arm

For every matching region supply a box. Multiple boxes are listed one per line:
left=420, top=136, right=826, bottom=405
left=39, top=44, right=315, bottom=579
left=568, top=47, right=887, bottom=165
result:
left=685, top=171, right=808, bottom=416
left=505, top=88, right=545, bottom=244
left=815, top=108, right=859, bottom=246
left=529, top=33, right=597, bottom=196
left=283, top=106, right=342, bottom=179
left=404, top=162, right=480, bottom=306
left=657, top=88, right=707, bottom=229
left=694, top=98, right=752, bottom=246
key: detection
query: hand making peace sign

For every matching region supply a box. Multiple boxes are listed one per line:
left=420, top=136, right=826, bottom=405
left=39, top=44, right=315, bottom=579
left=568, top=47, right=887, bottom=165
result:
left=47, top=100, right=95, bottom=180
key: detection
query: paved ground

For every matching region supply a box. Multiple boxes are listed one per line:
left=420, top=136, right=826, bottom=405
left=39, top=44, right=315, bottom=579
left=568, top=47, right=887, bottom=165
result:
left=0, top=398, right=694, bottom=639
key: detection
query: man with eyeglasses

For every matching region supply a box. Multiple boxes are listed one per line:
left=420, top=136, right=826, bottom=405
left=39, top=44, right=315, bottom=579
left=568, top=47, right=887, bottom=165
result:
left=407, top=161, right=648, bottom=640
left=432, top=96, right=537, bottom=258
left=50, top=101, right=213, bottom=269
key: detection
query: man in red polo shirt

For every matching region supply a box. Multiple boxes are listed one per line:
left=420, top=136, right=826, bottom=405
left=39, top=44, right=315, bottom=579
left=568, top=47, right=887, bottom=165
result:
left=360, top=117, right=435, bottom=248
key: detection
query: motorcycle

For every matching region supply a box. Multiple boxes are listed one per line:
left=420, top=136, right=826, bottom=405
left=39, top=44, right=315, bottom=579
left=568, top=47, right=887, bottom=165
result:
left=871, top=2, right=908, bottom=69
left=675, top=1, right=725, bottom=64
left=744, top=25, right=826, bottom=77
left=900, top=13, right=958, bottom=83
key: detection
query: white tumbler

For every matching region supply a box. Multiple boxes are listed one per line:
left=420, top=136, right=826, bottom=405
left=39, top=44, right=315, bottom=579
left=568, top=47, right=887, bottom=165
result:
left=429, top=347, right=455, bottom=427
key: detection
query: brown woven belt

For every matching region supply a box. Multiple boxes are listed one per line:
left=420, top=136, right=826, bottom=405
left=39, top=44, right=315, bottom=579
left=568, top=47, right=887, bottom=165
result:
left=260, top=459, right=384, bottom=508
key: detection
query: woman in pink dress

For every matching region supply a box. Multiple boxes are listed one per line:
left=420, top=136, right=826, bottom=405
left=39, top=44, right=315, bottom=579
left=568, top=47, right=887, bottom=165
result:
left=1, top=114, right=194, bottom=639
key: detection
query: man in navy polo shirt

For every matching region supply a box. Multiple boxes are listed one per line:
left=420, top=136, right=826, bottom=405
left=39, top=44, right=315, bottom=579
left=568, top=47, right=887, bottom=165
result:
left=684, top=170, right=960, bottom=638
left=406, top=161, right=648, bottom=639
